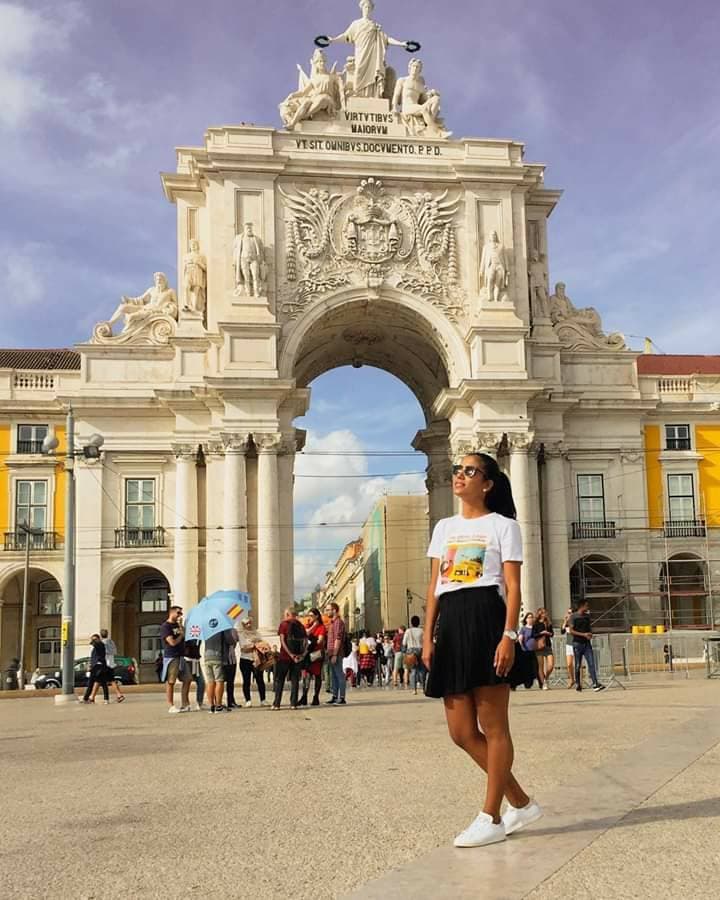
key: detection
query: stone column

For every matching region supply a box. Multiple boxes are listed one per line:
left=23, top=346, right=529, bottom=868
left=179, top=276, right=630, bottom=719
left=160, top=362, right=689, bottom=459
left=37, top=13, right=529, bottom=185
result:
left=543, top=442, right=571, bottom=620
left=413, top=425, right=454, bottom=533
left=508, top=433, right=544, bottom=611
left=221, top=434, right=249, bottom=591
left=172, top=444, right=199, bottom=609
left=278, top=429, right=304, bottom=607
left=255, top=433, right=282, bottom=633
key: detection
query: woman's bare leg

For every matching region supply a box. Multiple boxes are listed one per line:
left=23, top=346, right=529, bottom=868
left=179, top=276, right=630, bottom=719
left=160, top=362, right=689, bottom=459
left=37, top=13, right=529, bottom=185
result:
left=474, top=685, right=520, bottom=821
left=444, top=691, right=528, bottom=817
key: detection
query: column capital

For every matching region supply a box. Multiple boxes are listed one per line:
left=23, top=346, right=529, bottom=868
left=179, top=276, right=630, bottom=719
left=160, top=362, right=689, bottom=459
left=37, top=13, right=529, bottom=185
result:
left=221, top=432, right=251, bottom=453
left=449, top=434, right=475, bottom=459
left=203, top=439, right=226, bottom=459
left=545, top=440, right=569, bottom=459
left=254, top=432, right=283, bottom=454
left=472, top=428, right=504, bottom=455
left=506, top=431, right=536, bottom=453
left=172, top=442, right=198, bottom=461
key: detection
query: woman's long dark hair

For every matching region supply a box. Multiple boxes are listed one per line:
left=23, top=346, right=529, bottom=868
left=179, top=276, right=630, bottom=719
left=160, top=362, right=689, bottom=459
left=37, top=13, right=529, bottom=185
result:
left=309, top=607, right=322, bottom=623
left=470, top=452, right=517, bottom=519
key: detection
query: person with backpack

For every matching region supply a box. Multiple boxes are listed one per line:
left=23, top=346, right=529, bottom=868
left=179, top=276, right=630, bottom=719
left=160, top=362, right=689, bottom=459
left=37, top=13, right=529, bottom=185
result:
left=326, top=601, right=349, bottom=705
left=272, top=608, right=308, bottom=710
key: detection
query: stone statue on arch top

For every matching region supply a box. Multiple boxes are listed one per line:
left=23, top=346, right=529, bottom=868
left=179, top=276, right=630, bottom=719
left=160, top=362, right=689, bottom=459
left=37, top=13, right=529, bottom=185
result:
left=392, top=59, right=450, bottom=139
left=527, top=249, right=550, bottom=319
left=233, top=223, right=267, bottom=297
left=326, top=0, right=417, bottom=99
left=280, top=48, right=344, bottom=129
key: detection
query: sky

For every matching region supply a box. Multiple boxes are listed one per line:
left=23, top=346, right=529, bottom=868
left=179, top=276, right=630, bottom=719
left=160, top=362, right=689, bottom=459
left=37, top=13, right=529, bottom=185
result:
left=2, top=0, right=719, bottom=594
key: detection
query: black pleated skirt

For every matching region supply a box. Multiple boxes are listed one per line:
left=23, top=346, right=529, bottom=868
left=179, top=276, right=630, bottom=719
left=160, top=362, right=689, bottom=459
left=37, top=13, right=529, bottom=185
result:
left=425, top=586, right=536, bottom=698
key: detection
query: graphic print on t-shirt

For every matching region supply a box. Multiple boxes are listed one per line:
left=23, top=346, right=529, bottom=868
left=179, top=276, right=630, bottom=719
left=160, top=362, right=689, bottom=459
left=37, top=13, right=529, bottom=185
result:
left=439, top=536, right=488, bottom=586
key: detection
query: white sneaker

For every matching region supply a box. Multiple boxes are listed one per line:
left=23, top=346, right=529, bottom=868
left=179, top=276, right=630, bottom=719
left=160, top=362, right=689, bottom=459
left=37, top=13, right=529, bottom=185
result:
left=502, top=799, right=543, bottom=836
left=453, top=812, right=506, bottom=848
left=245, top=700, right=252, bottom=708
left=168, top=706, right=181, bottom=714
left=179, top=705, right=192, bottom=713
left=542, top=683, right=549, bottom=691
left=193, top=703, right=203, bottom=711
left=260, top=699, right=269, bottom=707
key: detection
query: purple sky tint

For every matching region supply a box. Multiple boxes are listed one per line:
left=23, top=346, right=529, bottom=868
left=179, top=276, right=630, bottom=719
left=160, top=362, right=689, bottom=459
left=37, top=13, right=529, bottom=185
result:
left=4, top=0, right=718, bottom=596
left=1, top=0, right=719, bottom=351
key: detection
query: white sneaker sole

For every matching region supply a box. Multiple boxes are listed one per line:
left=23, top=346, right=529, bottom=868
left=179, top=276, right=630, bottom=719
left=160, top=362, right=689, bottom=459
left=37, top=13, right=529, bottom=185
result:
left=503, top=806, right=543, bottom=835
left=454, top=829, right=506, bottom=848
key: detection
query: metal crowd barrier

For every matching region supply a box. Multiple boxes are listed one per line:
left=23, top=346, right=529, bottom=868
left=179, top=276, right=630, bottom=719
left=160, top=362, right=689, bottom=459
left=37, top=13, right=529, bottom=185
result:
left=624, top=634, right=690, bottom=679
left=704, top=638, right=720, bottom=679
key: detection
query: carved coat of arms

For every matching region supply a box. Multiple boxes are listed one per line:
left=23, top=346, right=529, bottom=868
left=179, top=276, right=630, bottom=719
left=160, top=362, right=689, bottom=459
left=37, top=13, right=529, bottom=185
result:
left=279, top=177, right=463, bottom=319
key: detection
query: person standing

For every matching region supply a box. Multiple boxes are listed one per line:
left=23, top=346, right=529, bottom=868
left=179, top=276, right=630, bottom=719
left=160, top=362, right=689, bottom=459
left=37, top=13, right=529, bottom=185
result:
left=569, top=600, right=606, bottom=692
left=392, top=627, right=405, bottom=688
left=223, top=628, right=240, bottom=709
left=423, top=453, right=541, bottom=848
left=90, top=629, right=125, bottom=703
left=184, top=638, right=205, bottom=710
left=326, top=602, right=347, bottom=705
left=560, top=608, right=576, bottom=688
left=300, top=607, right=326, bottom=706
left=382, top=634, right=394, bottom=686
left=272, top=609, right=307, bottom=710
left=160, top=606, right=191, bottom=714
left=204, top=629, right=233, bottom=713
left=82, top=634, right=110, bottom=704
left=533, top=608, right=554, bottom=691
left=238, top=617, right=268, bottom=707
left=403, top=616, right=425, bottom=695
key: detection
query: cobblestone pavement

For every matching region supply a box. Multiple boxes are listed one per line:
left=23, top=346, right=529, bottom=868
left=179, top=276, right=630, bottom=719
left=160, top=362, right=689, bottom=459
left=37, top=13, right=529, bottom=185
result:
left=1, top=679, right=718, bottom=899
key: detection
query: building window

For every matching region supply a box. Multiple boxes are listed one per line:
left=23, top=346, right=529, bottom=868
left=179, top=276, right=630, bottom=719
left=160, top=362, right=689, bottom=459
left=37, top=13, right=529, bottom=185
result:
left=125, top=479, right=156, bottom=528
left=577, top=475, right=605, bottom=522
left=667, top=474, right=695, bottom=520
left=140, top=576, right=169, bottom=613
left=38, top=578, right=62, bottom=615
left=140, top=624, right=163, bottom=663
left=15, top=480, right=48, bottom=534
left=17, top=424, right=48, bottom=455
left=37, top=626, right=61, bottom=668
left=665, top=424, right=691, bottom=451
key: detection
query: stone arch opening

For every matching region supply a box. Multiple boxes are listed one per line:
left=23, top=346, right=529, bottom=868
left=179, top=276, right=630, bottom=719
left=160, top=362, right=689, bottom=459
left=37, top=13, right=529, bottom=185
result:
left=659, top=553, right=709, bottom=629
left=570, top=554, right=627, bottom=632
left=284, top=292, right=465, bottom=615
left=0, top=565, right=63, bottom=673
left=109, top=565, right=171, bottom=682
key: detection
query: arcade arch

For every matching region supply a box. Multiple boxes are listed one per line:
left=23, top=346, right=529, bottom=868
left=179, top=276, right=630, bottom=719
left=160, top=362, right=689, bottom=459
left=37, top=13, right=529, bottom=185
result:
left=108, top=565, right=171, bottom=682
left=0, top=563, right=64, bottom=673
left=570, top=554, right=627, bottom=632
left=659, top=553, right=709, bottom=629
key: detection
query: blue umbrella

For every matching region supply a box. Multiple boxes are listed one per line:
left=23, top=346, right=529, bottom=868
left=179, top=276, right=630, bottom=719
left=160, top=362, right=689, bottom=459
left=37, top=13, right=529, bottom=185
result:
left=184, top=590, right=251, bottom=642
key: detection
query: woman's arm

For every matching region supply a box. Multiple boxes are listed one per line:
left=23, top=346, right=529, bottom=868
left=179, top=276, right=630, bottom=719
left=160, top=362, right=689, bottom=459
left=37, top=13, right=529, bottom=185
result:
left=421, top=559, right=440, bottom=670
left=495, top=561, right=521, bottom=676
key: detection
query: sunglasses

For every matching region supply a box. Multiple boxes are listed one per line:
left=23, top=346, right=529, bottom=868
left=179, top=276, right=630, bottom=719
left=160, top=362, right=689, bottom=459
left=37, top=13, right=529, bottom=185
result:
left=452, top=465, right=485, bottom=479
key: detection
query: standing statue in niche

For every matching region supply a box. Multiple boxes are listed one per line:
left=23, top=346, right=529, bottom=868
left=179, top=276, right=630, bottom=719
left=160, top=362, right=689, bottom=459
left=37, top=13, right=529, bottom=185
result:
left=326, top=0, right=415, bottom=99
left=279, top=49, right=344, bottom=129
left=392, top=59, right=450, bottom=139
left=183, top=239, right=207, bottom=313
left=107, top=272, right=178, bottom=331
left=480, top=230, right=509, bottom=302
left=527, top=249, right=550, bottom=319
left=233, top=223, right=266, bottom=297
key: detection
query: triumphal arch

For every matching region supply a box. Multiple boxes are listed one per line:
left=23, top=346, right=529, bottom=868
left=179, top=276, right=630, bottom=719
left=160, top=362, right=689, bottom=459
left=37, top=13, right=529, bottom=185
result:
left=75, top=0, right=632, bottom=634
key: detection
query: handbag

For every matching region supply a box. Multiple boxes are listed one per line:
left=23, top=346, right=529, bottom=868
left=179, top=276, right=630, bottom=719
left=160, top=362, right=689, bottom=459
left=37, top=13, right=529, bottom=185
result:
left=404, top=652, right=419, bottom=668
left=309, top=649, right=323, bottom=662
left=536, top=636, right=547, bottom=651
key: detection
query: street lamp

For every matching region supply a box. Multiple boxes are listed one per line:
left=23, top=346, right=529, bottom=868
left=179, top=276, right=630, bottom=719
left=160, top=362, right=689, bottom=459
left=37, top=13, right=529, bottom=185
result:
left=42, top=408, right=104, bottom=704
left=405, top=588, right=412, bottom=626
left=17, top=522, right=44, bottom=690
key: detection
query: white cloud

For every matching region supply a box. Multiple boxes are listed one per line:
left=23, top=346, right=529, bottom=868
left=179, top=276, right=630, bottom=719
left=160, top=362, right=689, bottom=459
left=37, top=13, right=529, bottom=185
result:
left=0, top=241, right=46, bottom=307
left=293, top=429, right=426, bottom=597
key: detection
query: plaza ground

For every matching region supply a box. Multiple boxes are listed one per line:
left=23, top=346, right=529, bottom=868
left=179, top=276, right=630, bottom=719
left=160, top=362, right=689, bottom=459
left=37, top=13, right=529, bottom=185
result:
left=1, top=678, right=718, bottom=899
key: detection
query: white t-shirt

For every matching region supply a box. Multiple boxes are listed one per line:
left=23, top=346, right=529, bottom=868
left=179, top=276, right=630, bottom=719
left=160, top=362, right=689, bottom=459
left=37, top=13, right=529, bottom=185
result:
left=427, top=513, right=522, bottom=598
left=403, top=627, right=424, bottom=649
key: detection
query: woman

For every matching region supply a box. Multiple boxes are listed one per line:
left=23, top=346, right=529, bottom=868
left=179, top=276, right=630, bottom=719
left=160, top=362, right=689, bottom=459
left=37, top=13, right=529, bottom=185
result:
left=300, top=608, right=326, bottom=706
left=423, top=452, right=542, bottom=848
left=403, top=616, right=425, bottom=695
left=533, top=608, right=554, bottom=691
left=238, top=617, right=268, bottom=707
left=82, top=634, right=109, bottom=704
left=560, top=607, right=576, bottom=688
left=358, top=631, right=376, bottom=687
left=519, top=613, right=536, bottom=651
left=184, top=638, right=205, bottom=710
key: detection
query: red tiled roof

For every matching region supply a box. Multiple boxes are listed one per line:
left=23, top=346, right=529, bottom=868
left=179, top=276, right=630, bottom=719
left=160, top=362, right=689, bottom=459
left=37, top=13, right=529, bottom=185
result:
left=0, top=349, right=81, bottom=371
left=636, top=355, right=720, bottom=376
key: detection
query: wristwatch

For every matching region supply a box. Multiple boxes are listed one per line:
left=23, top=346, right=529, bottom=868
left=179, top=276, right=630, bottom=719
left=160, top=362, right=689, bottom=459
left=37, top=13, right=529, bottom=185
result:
left=503, top=629, right=519, bottom=641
